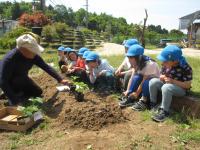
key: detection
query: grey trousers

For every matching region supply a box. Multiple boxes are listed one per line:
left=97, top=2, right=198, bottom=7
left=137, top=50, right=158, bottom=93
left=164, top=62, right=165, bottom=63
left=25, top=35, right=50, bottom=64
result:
left=149, top=78, right=186, bottom=112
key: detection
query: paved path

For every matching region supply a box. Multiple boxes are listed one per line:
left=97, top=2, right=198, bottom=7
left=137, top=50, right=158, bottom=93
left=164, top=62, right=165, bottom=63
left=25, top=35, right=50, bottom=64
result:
left=95, top=43, right=200, bottom=57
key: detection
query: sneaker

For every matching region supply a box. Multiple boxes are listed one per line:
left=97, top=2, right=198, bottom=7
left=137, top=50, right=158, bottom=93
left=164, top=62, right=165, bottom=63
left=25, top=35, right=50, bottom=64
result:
left=118, top=95, right=127, bottom=101
left=119, top=96, right=134, bottom=107
left=132, top=99, right=147, bottom=111
left=152, top=108, right=169, bottom=122
left=150, top=102, right=160, bottom=113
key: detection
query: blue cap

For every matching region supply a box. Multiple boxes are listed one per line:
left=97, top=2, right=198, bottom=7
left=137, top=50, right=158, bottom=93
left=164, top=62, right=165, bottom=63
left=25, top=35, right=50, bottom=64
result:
left=58, top=46, right=65, bottom=51
left=83, top=50, right=91, bottom=59
left=124, top=39, right=139, bottom=48
left=157, top=45, right=182, bottom=62
left=86, top=52, right=100, bottom=61
left=126, top=44, right=144, bottom=57
left=64, top=47, right=72, bottom=52
left=78, top=47, right=89, bottom=56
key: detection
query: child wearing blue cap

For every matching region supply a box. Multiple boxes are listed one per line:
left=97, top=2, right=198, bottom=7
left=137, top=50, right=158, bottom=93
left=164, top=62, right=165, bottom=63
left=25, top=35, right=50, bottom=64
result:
left=115, top=39, right=139, bottom=90
left=150, top=45, right=192, bottom=122
left=61, top=49, right=78, bottom=74
left=119, top=44, right=160, bottom=109
left=68, top=47, right=90, bottom=83
left=57, top=46, right=67, bottom=71
left=85, top=52, right=115, bottom=91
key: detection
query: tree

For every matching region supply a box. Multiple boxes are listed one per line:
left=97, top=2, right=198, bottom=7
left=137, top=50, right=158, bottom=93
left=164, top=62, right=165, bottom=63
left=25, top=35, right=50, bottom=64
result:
left=75, top=8, right=87, bottom=27
left=11, top=2, right=21, bottom=20
left=53, top=5, right=68, bottom=23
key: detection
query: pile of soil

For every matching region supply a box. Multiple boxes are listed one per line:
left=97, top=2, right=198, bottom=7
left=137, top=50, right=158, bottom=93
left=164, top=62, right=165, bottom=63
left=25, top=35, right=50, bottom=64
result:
left=33, top=73, right=127, bottom=130
left=60, top=95, right=126, bottom=130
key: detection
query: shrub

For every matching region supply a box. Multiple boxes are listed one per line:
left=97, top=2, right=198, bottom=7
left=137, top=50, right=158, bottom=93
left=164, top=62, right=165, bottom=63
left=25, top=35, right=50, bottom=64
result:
left=42, top=22, right=71, bottom=42
left=0, top=26, right=30, bottom=50
left=112, top=35, right=128, bottom=44
left=19, top=12, right=50, bottom=28
left=42, top=25, right=58, bottom=42
left=54, top=22, right=69, bottom=39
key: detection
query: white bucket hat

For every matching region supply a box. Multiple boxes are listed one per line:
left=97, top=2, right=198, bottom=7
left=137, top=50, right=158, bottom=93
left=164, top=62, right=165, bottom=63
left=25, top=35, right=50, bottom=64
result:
left=16, top=34, right=44, bottom=55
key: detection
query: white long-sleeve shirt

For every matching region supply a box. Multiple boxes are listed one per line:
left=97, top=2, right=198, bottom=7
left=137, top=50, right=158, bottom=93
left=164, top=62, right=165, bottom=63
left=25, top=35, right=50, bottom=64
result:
left=89, top=59, right=114, bottom=84
left=121, top=57, right=131, bottom=70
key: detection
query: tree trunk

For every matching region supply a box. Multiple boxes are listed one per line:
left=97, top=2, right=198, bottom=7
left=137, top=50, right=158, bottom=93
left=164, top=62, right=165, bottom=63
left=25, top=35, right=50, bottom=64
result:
left=141, top=9, right=148, bottom=48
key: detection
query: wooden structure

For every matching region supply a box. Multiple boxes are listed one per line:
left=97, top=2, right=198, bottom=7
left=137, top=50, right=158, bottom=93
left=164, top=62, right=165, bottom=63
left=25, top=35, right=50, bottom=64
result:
left=179, top=10, right=200, bottom=48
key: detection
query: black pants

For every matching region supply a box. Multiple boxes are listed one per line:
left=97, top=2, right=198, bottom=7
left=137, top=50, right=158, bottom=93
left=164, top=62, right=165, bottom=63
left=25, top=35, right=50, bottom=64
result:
left=10, top=76, right=42, bottom=104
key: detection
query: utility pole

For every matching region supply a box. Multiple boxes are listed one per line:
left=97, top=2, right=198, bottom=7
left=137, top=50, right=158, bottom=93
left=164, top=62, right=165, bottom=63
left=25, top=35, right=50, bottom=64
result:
left=32, top=0, right=45, bottom=12
left=85, top=0, right=88, bottom=28
left=40, top=0, right=45, bottom=12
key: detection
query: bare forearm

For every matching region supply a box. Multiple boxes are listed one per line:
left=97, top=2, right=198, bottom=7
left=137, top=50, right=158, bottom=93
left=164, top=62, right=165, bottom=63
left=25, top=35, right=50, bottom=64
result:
left=173, top=80, right=192, bottom=89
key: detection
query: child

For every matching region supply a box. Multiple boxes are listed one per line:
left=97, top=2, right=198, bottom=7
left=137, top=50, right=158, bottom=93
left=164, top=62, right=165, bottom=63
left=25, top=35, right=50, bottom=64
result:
left=82, top=50, right=91, bottom=75
left=76, top=47, right=89, bottom=71
left=85, top=52, right=115, bottom=91
left=61, top=49, right=78, bottom=74
left=57, top=46, right=67, bottom=71
left=150, top=45, right=192, bottom=122
left=115, top=39, right=139, bottom=90
left=119, top=44, right=160, bottom=109
left=71, top=47, right=90, bottom=83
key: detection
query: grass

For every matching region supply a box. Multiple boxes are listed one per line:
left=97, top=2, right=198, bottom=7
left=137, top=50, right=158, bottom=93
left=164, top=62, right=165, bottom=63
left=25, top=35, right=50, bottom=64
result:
left=145, top=44, right=158, bottom=50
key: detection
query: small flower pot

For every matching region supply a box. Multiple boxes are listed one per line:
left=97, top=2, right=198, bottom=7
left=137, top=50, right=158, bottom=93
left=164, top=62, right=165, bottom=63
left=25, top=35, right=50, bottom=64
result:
left=32, top=27, right=43, bottom=36
left=69, top=84, right=76, bottom=93
left=74, top=92, right=84, bottom=102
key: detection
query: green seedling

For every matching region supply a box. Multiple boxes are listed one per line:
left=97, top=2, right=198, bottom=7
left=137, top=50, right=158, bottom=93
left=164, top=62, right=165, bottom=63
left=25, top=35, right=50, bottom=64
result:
left=75, top=81, right=89, bottom=93
left=17, top=97, right=43, bottom=117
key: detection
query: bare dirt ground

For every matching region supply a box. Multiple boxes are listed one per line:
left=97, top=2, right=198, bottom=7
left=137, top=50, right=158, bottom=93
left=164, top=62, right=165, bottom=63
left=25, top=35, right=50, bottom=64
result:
left=96, top=43, right=200, bottom=57
left=0, top=73, right=200, bottom=150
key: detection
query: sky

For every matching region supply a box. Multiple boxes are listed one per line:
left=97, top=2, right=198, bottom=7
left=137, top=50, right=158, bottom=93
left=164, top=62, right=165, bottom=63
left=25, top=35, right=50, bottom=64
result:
left=2, top=0, right=200, bottom=31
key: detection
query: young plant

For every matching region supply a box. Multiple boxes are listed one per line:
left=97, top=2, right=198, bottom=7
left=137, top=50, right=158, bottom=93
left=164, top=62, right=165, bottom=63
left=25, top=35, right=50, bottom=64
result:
left=17, top=97, right=43, bottom=117
left=75, top=81, right=89, bottom=93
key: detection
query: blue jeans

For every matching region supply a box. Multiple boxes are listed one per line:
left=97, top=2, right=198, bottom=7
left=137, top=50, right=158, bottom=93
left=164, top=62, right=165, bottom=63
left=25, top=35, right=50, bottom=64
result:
left=149, top=78, right=186, bottom=112
left=128, top=74, right=151, bottom=98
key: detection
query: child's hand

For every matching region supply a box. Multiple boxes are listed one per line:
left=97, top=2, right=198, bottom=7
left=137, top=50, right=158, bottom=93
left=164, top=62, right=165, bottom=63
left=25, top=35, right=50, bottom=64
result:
left=164, top=77, right=174, bottom=84
left=160, top=75, right=166, bottom=81
left=129, top=92, right=138, bottom=99
left=99, top=70, right=107, bottom=76
left=115, top=69, right=121, bottom=76
left=123, top=91, right=129, bottom=97
left=61, top=65, right=68, bottom=73
left=70, top=68, right=75, bottom=73
left=60, top=79, right=70, bottom=85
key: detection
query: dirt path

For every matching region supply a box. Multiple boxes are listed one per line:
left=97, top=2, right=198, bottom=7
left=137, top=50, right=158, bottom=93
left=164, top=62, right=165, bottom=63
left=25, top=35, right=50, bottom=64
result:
left=96, top=43, right=200, bottom=57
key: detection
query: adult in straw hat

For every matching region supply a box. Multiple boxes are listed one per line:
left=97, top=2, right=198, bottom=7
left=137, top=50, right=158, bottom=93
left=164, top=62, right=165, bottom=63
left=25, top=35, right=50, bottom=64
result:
left=0, top=33, right=69, bottom=105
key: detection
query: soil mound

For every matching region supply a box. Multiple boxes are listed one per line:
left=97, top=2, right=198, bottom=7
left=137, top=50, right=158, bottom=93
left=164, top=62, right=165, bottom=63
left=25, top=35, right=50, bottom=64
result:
left=33, top=73, right=126, bottom=130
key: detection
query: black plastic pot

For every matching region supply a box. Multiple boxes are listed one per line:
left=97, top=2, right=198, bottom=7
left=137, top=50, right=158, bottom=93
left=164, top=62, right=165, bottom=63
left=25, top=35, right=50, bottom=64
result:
left=32, top=27, right=43, bottom=36
left=74, top=92, right=84, bottom=102
left=69, top=84, right=76, bottom=93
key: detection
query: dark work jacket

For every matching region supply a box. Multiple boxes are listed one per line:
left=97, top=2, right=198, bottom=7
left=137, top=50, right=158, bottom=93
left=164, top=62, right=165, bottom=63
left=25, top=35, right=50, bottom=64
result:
left=0, top=48, right=62, bottom=102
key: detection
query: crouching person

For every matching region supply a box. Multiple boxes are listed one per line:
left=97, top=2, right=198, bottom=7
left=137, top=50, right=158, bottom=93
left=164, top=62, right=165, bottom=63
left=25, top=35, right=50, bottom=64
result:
left=85, top=52, right=115, bottom=91
left=119, top=44, right=160, bottom=109
left=72, top=47, right=90, bottom=83
left=150, top=45, right=192, bottom=122
left=0, top=33, right=68, bottom=105
left=115, top=39, right=139, bottom=90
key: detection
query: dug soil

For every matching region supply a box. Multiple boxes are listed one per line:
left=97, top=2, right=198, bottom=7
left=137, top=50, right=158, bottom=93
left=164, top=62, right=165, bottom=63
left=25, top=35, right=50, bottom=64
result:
left=0, top=73, right=200, bottom=150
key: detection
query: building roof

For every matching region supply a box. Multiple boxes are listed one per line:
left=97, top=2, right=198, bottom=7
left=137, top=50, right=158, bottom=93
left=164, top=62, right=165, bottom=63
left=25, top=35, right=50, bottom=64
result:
left=179, top=10, right=200, bottom=29
left=179, top=10, right=200, bottom=19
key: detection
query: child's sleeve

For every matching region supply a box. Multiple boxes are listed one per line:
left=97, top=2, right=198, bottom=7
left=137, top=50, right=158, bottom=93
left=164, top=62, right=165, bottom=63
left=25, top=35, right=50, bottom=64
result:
left=183, top=65, right=193, bottom=81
